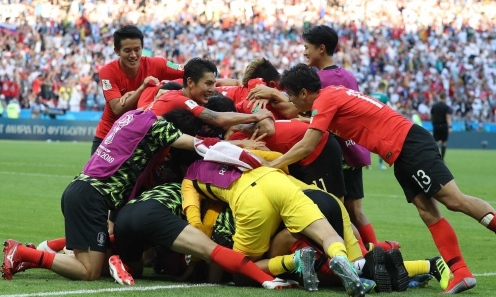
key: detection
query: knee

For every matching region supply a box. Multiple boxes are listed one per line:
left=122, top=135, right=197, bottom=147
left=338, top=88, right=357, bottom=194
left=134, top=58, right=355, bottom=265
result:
left=438, top=192, right=468, bottom=212
left=83, top=270, right=102, bottom=281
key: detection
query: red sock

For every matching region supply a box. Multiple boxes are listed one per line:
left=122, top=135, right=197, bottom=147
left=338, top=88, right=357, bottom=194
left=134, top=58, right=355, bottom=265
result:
left=375, top=241, right=395, bottom=251
left=18, top=245, right=55, bottom=269
left=428, top=218, right=469, bottom=273
left=357, top=224, right=377, bottom=245
left=210, top=245, right=273, bottom=284
left=109, top=234, right=116, bottom=253
left=47, top=238, right=66, bottom=252
left=357, top=238, right=369, bottom=256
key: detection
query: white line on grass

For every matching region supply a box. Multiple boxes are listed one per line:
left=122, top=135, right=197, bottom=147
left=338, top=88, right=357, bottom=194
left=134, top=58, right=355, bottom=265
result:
left=2, top=275, right=496, bottom=297
left=0, top=171, right=75, bottom=179
left=0, top=283, right=219, bottom=297
left=474, top=272, right=496, bottom=276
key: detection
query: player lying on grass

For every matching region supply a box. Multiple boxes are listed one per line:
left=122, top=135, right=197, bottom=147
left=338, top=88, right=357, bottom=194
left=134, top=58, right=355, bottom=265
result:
left=206, top=95, right=400, bottom=255
left=263, top=188, right=453, bottom=293
left=181, top=141, right=366, bottom=297
left=108, top=182, right=297, bottom=289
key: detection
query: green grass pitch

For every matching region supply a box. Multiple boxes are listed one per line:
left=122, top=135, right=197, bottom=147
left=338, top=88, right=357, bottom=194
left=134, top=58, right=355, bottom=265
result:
left=0, top=140, right=495, bottom=296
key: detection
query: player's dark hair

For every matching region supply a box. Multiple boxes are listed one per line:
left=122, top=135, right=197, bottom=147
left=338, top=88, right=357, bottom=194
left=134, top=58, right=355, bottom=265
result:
left=162, top=108, right=203, bottom=168
left=113, top=25, right=144, bottom=50
left=199, top=95, right=236, bottom=138
left=280, top=64, right=322, bottom=94
left=205, top=95, right=236, bottom=112
left=183, top=58, right=218, bottom=88
left=162, top=108, right=202, bottom=136
left=378, top=82, right=386, bottom=90
left=302, top=25, right=338, bottom=56
left=159, top=81, right=183, bottom=91
left=242, top=58, right=281, bottom=87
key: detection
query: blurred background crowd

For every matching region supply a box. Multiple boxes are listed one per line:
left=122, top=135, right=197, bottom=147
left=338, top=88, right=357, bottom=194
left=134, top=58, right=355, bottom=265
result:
left=0, top=0, right=495, bottom=123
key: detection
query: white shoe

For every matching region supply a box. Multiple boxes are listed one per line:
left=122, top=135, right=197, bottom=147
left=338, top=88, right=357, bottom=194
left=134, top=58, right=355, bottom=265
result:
left=262, top=277, right=297, bottom=289
left=36, top=241, right=57, bottom=254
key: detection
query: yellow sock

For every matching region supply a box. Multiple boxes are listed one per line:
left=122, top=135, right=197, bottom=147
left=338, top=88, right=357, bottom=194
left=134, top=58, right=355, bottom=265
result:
left=268, top=255, right=296, bottom=276
left=326, top=242, right=348, bottom=258
left=404, top=260, right=429, bottom=277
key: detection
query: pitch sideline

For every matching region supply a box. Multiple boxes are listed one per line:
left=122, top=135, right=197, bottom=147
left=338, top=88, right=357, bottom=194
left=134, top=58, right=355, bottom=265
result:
left=0, top=283, right=220, bottom=297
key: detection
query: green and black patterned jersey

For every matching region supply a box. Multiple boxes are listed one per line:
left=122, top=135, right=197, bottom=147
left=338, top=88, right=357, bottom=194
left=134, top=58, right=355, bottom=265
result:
left=129, top=181, right=235, bottom=246
left=128, top=183, right=185, bottom=219
left=75, top=120, right=182, bottom=209
left=212, top=204, right=235, bottom=247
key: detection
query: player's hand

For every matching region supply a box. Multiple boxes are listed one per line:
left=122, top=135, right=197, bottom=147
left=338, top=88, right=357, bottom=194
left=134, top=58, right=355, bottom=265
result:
left=174, top=260, right=197, bottom=282
left=143, top=76, right=160, bottom=87
left=236, top=136, right=267, bottom=150
left=253, top=108, right=275, bottom=122
left=119, top=91, right=136, bottom=106
left=246, top=85, right=276, bottom=101
left=247, top=98, right=269, bottom=111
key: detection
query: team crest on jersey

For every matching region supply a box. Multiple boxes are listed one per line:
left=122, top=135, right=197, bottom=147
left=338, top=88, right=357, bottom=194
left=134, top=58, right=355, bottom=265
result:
left=311, top=109, right=318, bottom=116
left=101, top=79, right=112, bottom=91
left=184, top=99, right=199, bottom=110
left=167, top=61, right=183, bottom=70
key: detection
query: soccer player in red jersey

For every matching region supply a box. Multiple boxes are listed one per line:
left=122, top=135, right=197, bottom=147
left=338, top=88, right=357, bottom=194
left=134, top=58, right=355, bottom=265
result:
left=93, top=25, right=184, bottom=154
left=266, top=63, right=496, bottom=294
left=221, top=58, right=299, bottom=120
left=148, top=58, right=273, bottom=128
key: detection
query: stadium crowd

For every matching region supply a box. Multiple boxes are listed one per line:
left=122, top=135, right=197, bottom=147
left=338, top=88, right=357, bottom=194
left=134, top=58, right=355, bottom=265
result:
left=0, top=0, right=496, bottom=123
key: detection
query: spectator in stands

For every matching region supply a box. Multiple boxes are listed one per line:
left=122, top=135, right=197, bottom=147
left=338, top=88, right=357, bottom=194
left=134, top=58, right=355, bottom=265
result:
left=6, top=98, right=20, bottom=119
left=0, top=0, right=494, bottom=126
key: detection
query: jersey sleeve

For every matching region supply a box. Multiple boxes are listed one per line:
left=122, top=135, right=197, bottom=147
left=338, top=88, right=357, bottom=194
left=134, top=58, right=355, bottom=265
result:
left=309, top=94, right=338, bottom=133
left=150, top=93, right=205, bottom=117
left=181, top=179, right=202, bottom=211
left=154, top=57, right=184, bottom=80
left=99, top=65, right=122, bottom=101
left=137, top=85, right=160, bottom=109
left=150, top=121, right=183, bottom=148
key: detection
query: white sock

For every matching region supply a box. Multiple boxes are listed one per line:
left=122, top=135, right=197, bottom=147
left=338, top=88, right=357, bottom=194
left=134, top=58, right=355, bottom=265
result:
left=353, top=259, right=366, bottom=276
left=480, top=213, right=494, bottom=227
left=36, top=240, right=57, bottom=254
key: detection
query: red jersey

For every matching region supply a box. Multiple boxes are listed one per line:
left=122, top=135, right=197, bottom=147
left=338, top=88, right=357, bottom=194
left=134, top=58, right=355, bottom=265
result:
left=229, top=119, right=329, bottom=166
left=309, top=86, right=413, bottom=165
left=217, top=78, right=265, bottom=105
left=137, top=85, right=161, bottom=109
left=148, top=90, right=205, bottom=117
left=217, top=79, right=284, bottom=120
left=95, top=57, right=184, bottom=139
left=138, top=78, right=185, bottom=109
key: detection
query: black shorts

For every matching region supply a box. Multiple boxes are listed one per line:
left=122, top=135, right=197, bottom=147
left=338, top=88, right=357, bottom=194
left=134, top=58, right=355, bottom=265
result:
left=113, top=199, right=188, bottom=263
left=303, top=189, right=344, bottom=238
left=61, top=180, right=110, bottom=253
left=288, top=135, right=346, bottom=198
left=343, top=167, right=364, bottom=200
left=394, top=125, right=454, bottom=202
left=433, top=125, right=449, bottom=142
